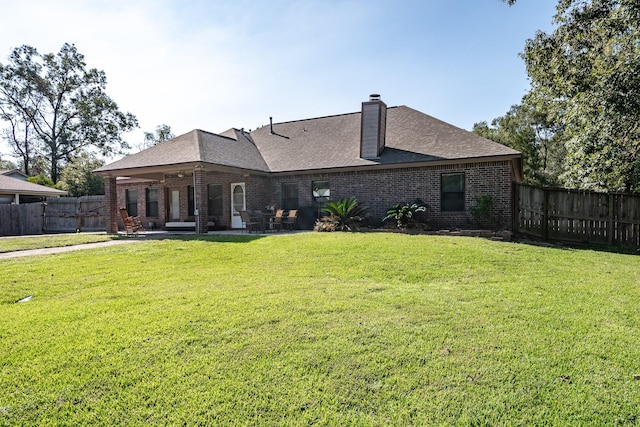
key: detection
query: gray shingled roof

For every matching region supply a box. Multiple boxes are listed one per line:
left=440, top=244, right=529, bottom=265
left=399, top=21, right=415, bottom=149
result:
left=250, top=106, right=520, bottom=172
left=0, top=169, right=29, bottom=179
left=95, top=129, right=268, bottom=174
left=96, top=105, right=520, bottom=176
left=0, top=174, right=67, bottom=196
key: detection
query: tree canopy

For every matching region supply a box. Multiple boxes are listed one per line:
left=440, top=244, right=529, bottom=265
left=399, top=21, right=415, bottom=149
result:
left=477, top=0, right=640, bottom=192
left=0, top=156, right=16, bottom=170
left=522, top=0, right=640, bottom=191
left=0, top=43, right=138, bottom=182
left=57, top=151, right=105, bottom=197
left=473, top=102, right=565, bottom=187
left=138, top=124, right=175, bottom=151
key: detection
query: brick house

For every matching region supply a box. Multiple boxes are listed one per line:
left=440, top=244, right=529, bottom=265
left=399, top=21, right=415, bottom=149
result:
left=94, top=95, right=522, bottom=234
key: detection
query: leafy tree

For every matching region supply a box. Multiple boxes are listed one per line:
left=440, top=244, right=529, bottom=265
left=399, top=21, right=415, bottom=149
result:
left=473, top=102, right=565, bottom=186
left=57, top=151, right=105, bottom=197
left=18, top=155, right=49, bottom=178
left=0, top=156, right=16, bottom=170
left=0, top=104, right=37, bottom=175
left=522, top=0, right=640, bottom=191
left=27, top=173, right=57, bottom=188
left=139, top=124, right=174, bottom=150
left=0, top=43, right=138, bottom=183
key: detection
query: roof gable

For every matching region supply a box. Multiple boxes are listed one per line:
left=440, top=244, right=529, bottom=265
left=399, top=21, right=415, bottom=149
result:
left=94, top=129, right=269, bottom=174
left=0, top=169, right=29, bottom=180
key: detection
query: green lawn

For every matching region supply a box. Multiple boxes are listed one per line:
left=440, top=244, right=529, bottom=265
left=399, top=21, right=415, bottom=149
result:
left=0, top=233, right=116, bottom=253
left=1, top=233, right=639, bottom=425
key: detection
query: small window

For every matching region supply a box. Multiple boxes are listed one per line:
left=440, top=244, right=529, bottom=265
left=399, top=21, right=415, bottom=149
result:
left=282, top=183, right=299, bottom=210
left=441, top=173, right=465, bottom=212
left=188, top=186, right=195, bottom=217
left=312, top=181, right=330, bottom=199
left=146, top=188, right=159, bottom=217
left=125, top=188, right=138, bottom=216
left=207, top=184, right=223, bottom=216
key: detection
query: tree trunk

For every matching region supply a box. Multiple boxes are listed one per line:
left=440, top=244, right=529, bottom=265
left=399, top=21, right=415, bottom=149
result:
left=50, top=145, right=59, bottom=183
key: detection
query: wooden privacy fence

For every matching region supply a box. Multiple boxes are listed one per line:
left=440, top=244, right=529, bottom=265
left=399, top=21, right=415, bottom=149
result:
left=0, top=196, right=106, bottom=236
left=516, top=184, right=640, bottom=247
left=43, top=196, right=106, bottom=233
left=0, top=203, right=43, bottom=236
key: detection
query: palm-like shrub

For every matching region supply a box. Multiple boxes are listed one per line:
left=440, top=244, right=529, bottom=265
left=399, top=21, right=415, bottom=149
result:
left=383, top=201, right=427, bottom=230
left=319, top=197, right=368, bottom=231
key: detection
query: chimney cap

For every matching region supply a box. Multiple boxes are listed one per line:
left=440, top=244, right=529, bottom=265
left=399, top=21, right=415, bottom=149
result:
left=369, top=94, right=381, bottom=101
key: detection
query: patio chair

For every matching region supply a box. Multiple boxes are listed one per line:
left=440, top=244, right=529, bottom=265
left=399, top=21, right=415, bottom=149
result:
left=270, top=209, right=284, bottom=232
left=240, top=210, right=261, bottom=233
left=282, top=209, right=297, bottom=231
left=119, top=208, right=144, bottom=235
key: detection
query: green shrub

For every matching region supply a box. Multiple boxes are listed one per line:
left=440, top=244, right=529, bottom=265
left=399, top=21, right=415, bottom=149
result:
left=383, top=201, right=428, bottom=230
left=470, top=194, right=495, bottom=228
left=319, top=197, right=368, bottom=231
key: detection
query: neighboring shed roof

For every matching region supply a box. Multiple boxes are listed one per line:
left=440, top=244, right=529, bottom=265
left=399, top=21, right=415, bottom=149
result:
left=0, top=174, right=67, bottom=197
left=95, top=104, right=521, bottom=177
left=0, top=169, right=29, bottom=180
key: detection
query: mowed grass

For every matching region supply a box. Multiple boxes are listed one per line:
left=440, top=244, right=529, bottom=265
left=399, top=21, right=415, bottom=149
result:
left=1, top=233, right=639, bottom=425
left=0, top=233, right=115, bottom=253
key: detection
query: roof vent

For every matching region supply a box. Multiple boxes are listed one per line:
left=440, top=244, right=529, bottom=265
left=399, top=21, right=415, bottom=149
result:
left=369, top=94, right=381, bottom=101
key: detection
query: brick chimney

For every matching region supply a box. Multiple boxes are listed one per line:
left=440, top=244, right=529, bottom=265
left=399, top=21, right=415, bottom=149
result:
left=360, top=94, right=387, bottom=159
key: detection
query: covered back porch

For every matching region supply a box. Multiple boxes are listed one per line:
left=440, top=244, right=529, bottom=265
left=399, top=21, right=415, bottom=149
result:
left=100, top=163, right=273, bottom=235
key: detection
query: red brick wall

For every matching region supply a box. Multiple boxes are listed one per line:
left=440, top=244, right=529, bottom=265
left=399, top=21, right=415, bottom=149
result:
left=269, top=161, right=515, bottom=230
left=104, top=177, right=118, bottom=234
left=116, top=181, right=163, bottom=230
left=115, top=161, right=516, bottom=231
left=116, top=172, right=272, bottom=230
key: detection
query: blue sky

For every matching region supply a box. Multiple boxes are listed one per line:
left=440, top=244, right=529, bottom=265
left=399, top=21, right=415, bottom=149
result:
left=0, top=0, right=558, bottom=161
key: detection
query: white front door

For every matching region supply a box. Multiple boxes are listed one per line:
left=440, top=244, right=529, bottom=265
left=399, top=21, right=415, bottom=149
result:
left=231, top=182, right=246, bottom=228
left=170, top=190, right=180, bottom=220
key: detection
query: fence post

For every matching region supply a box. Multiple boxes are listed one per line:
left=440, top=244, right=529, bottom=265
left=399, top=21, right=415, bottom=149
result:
left=608, top=193, right=614, bottom=245
left=542, top=188, right=549, bottom=240
left=512, top=183, right=519, bottom=233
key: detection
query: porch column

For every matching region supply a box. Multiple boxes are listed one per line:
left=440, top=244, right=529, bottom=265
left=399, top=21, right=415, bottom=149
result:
left=194, top=166, right=208, bottom=234
left=104, top=176, right=119, bottom=234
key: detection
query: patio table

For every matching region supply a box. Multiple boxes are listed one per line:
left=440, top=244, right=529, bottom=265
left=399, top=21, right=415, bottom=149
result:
left=251, top=212, right=276, bottom=232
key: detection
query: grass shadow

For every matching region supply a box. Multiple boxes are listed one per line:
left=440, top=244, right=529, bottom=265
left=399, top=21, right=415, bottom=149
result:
left=154, top=234, right=268, bottom=244
left=513, top=234, right=640, bottom=256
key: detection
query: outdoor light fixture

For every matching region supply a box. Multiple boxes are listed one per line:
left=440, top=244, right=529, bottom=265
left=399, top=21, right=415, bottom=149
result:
left=177, top=171, right=185, bottom=178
